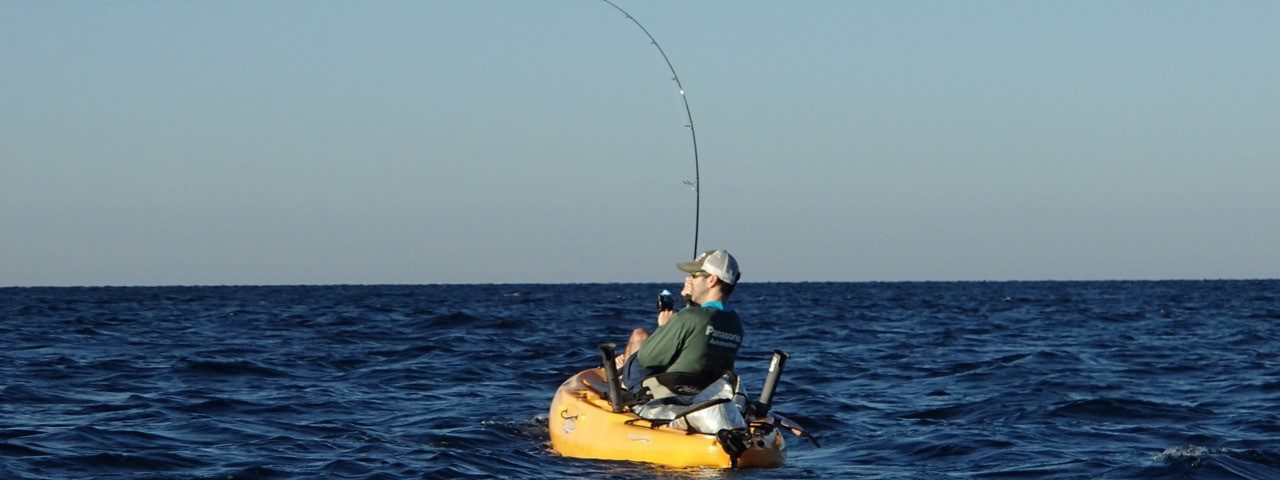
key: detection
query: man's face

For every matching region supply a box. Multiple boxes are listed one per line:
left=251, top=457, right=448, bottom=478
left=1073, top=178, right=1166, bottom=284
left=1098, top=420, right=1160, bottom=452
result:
left=683, top=271, right=714, bottom=303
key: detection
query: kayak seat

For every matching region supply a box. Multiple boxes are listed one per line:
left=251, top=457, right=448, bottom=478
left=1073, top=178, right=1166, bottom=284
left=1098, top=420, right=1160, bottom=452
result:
left=640, top=371, right=722, bottom=400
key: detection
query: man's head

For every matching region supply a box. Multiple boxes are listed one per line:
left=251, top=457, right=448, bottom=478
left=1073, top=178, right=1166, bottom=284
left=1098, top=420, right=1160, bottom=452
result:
left=676, top=250, right=740, bottom=304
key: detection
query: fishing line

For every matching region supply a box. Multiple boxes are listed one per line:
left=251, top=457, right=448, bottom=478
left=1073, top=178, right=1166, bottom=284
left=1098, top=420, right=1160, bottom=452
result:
left=598, top=0, right=701, bottom=259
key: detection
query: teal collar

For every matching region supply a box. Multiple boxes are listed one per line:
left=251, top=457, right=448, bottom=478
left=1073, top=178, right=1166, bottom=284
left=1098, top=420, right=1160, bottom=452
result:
left=702, top=300, right=729, bottom=312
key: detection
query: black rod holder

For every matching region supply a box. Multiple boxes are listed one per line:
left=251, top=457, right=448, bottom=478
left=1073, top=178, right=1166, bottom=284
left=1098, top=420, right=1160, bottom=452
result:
left=757, top=350, right=789, bottom=416
left=598, top=343, right=625, bottom=413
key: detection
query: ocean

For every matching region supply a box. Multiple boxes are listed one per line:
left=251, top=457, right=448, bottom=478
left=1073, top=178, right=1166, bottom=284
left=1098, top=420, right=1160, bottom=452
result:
left=2, top=281, right=1277, bottom=479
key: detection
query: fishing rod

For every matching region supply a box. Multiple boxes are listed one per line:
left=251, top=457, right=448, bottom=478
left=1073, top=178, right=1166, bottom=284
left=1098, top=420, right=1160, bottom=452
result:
left=598, top=0, right=701, bottom=259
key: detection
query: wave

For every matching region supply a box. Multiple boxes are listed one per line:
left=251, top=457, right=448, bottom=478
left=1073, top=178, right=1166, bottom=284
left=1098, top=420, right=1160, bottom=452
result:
left=0, top=441, right=50, bottom=457
left=1131, top=445, right=1280, bottom=479
left=55, top=452, right=206, bottom=471
left=171, top=397, right=263, bottom=413
left=936, top=352, right=1032, bottom=377
left=180, top=359, right=288, bottom=378
left=1049, top=397, right=1211, bottom=422
left=193, top=465, right=290, bottom=479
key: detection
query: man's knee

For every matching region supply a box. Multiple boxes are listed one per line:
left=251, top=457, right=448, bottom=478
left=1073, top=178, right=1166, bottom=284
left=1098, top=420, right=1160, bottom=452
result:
left=628, top=329, right=649, bottom=349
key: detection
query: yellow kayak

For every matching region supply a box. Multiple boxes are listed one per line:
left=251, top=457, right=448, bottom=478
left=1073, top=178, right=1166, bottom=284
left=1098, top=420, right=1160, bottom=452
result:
left=548, top=368, right=786, bottom=468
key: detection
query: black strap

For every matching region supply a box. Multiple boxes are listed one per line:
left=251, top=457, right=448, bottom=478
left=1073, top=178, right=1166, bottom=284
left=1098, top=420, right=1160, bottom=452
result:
left=623, top=417, right=664, bottom=429
left=647, top=371, right=720, bottom=394
left=623, top=388, right=653, bottom=408
left=715, top=428, right=748, bottom=466
left=599, top=385, right=652, bottom=410
left=629, top=398, right=731, bottom=429
left=664, top=398, right=731, bottom=425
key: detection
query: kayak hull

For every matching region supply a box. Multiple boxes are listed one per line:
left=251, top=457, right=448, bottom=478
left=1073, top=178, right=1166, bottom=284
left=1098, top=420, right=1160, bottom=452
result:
left=548, top=368, right=785, bottom=468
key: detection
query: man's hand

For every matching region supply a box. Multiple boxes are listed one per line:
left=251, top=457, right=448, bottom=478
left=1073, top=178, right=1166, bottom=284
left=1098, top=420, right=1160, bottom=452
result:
left=658, top=309, right=675, bottom=328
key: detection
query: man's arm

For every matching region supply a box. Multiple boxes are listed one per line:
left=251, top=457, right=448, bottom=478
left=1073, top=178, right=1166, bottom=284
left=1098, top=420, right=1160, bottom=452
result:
left=635, top=312, right=693, bottom=370
left=657, top=280, right=692, bottom=327
left=658, top=309, right=675, bottom=327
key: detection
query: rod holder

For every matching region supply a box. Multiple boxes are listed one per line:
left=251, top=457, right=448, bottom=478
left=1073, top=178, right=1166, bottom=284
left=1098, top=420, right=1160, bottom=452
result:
left=598, top=343, right=625, bottom=413
left=757, top=350, right=789, bottom=416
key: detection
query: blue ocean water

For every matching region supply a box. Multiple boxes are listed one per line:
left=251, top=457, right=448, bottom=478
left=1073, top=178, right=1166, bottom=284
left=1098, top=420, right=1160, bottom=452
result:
left=1, top=281, right=1278, bottom=479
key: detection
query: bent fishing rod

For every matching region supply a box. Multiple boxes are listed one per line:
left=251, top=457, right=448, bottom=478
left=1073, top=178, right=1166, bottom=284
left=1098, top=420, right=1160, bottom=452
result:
left=598, top=0, right=701, bottom=259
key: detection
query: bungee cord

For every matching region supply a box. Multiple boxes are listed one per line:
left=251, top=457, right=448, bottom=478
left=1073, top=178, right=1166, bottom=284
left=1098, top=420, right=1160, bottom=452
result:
left=598, top=0, right=701, bottom=259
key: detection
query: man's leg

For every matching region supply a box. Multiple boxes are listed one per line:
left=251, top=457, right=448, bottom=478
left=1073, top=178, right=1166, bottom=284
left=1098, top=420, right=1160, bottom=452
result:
left=616, top=327, right=649, bottom=368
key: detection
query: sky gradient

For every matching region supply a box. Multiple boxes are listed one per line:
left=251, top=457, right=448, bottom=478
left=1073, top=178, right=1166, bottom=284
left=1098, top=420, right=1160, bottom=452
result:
left=2, top=1, right=1278, bottom=286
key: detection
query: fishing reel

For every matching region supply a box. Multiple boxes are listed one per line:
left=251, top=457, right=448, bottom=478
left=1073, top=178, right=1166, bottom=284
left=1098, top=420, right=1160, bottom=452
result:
left=657, top=289, right=674, bottom=312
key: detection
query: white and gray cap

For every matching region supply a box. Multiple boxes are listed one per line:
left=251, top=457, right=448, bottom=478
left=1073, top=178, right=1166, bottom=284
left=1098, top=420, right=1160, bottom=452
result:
left=676, top=250, right=741, bottom=285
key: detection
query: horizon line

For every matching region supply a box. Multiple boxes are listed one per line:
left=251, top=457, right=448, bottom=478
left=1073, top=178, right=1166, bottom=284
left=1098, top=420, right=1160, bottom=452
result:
left=3, top=276, right=1277, bottom=289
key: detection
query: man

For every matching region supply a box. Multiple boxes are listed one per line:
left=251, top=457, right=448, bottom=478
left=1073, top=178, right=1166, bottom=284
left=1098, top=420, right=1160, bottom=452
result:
left=618, top=250, right=744, bottom=398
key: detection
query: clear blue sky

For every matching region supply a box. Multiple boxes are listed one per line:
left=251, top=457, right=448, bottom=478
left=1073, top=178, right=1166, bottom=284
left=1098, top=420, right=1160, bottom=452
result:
left=2, top=1, right=1278, bottom=286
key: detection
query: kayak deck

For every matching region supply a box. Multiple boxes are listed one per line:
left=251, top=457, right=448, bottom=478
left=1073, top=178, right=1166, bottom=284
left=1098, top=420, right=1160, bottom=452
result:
left=548, top=368, right=785, bottom=468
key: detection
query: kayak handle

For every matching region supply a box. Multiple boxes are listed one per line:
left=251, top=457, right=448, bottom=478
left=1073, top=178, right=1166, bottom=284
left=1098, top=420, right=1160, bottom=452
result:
left=756, top=350, right=789, bottom=416
left=598, top=343, right=625, bottom=413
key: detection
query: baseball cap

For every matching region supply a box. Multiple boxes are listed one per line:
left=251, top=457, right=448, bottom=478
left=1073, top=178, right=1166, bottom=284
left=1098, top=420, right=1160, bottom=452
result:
left=676, top=250, right=740, bottom=285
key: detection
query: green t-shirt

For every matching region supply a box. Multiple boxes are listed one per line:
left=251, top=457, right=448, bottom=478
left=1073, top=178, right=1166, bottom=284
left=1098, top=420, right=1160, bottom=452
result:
left=635, top=304, right=744, bottom=380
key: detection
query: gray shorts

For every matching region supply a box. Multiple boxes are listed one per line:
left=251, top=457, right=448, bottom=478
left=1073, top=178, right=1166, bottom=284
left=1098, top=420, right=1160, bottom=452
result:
left=620, top=355, right=655, bottom=394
